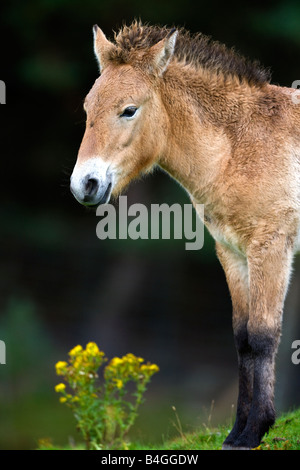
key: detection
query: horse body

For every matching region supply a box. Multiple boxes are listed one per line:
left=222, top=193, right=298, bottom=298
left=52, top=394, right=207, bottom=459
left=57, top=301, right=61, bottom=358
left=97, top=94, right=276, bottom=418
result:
left=70, top=22, right=300, bottom=449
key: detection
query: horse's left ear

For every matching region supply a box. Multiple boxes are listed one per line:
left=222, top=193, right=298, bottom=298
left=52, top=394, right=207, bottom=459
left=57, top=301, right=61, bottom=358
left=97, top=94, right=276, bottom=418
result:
left=93, top=25, right=116, bottom=73
left=149, top=29, right=178, bottom=75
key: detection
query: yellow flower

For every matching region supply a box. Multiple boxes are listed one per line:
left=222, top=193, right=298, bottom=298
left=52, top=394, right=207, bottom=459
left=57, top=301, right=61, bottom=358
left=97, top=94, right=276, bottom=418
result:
left=124, top=353, right=135, bottom=363
left=55, top=361, right=68, bottom=375
left=140, top=363, right=159, bottom=375
left=55, top=383, right=66, bottom=393
left=86, top=342, right=101, bottom=356
left=114, top=379, right=123, bottom=389
left=73, top=357, right=83, bottom=369
left=109, top=357, right=123, bottom=367
left=69, top=345, right=83, bottom=356
left=59, top=397, right=67, bottom=403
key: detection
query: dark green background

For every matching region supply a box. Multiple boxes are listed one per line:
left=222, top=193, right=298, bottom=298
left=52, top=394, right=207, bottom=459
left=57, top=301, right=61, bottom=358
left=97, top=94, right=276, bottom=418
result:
left=0, top=0, right=299, bottom=449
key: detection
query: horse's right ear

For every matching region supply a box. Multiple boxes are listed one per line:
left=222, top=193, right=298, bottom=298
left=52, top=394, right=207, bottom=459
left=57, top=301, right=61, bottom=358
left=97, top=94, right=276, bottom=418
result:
left=147, top=29, right=178, bottom=76
left=93, top=25, right=115, bottom=73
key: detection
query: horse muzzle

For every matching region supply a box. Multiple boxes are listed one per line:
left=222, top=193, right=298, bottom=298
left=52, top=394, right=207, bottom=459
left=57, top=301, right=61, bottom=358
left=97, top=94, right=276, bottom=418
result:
left=70, top=158, right=113, bottom=206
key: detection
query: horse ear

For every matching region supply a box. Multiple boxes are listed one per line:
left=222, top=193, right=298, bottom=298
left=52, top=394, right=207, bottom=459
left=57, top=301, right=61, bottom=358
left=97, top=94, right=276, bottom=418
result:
left=149, top=29, right=178, bottom=75
left=93, top=25, right=115, bottom=73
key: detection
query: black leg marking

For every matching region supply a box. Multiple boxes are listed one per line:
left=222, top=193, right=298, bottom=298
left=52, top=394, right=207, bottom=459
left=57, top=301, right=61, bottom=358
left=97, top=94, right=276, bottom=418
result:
left=230, top=332, right=278, bottom=449
left=223, top=325, right=253, bottom=448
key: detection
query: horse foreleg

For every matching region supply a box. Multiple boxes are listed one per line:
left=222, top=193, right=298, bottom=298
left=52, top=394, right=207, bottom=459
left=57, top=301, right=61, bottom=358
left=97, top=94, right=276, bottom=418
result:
left=215, top=243, right=252, bottom=448
left=232, top=237, right=294, bottom=449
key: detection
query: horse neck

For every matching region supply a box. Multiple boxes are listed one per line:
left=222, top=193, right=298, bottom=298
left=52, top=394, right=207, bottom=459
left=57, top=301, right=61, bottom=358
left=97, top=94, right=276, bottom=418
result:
left=158, top=65, right=258, bottom=203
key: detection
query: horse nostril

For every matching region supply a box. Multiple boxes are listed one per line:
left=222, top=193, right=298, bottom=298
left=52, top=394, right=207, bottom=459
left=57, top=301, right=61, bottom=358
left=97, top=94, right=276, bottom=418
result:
left=84, top=176, right=99, bottom=197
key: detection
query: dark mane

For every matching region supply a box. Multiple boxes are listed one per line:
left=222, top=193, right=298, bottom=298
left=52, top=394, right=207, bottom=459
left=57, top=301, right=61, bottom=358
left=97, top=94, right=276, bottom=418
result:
left=110, top=21, right=271, bottom=87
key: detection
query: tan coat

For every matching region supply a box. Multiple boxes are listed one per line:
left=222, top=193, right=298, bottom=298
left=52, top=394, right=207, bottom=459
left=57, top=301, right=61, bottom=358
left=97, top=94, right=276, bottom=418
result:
left=70, top=22, right=300, bottom=449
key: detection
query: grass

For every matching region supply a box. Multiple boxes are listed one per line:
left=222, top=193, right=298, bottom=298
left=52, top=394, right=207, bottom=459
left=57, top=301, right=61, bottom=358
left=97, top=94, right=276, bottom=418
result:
left=38, top=407, right=300, bottom=450
left=128, top=408, right=300, bottom=451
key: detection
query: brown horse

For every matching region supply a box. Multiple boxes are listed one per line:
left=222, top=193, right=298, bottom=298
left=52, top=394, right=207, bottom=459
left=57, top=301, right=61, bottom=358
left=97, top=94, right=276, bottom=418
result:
left=70, top=21, right=300, bottom=449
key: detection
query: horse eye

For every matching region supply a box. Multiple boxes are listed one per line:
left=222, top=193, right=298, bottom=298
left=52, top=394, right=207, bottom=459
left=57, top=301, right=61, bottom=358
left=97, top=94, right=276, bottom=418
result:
left=120, top=106, right=138, bottom=118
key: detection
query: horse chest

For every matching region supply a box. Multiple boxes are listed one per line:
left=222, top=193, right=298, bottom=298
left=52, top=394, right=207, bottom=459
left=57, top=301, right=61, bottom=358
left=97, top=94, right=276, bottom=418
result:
left=203, top=210, right=245, bottom=256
